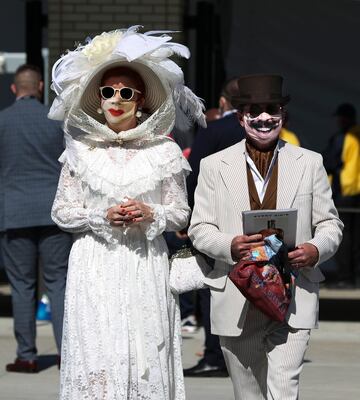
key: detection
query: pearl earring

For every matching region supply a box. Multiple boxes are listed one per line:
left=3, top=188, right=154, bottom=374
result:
left=136, top=110, right=142, bottom=118
left=97, top=108, right=103, bottom=114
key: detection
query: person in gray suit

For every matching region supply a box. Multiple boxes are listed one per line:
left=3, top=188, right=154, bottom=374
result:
left=0, top=64, right=72, bottom=373
left=189, top=74, right=343, bottom=399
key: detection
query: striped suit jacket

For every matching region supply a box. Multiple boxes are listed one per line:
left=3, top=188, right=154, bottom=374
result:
left=188, top=139, right=343, bottom=335
left=0, top=97, right=65, bottom=231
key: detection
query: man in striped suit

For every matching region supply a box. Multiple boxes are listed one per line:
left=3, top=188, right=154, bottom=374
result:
left=0, top=65, right=72, bottom=373
left=188, top=74, right=343, bottom=399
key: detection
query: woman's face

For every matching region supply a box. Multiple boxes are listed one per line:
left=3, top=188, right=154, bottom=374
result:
left=100, top=68, right=145, bottom=132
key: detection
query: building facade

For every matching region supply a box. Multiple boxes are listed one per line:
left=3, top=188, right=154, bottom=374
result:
left=48, top=0, right=185, bottom=71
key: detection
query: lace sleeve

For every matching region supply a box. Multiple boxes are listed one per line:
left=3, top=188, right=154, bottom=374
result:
left=51, top=162, right=115, bottom=243
left=145, top=171, right=191, bottom=240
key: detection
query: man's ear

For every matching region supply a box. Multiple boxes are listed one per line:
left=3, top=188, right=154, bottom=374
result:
left=237, top=111, right=245, bottom=127
left=39, top=80, right=44, bottom=93
left=219, top=96, right=227, bottom=111
left=10, top=83, right=17, bottom=95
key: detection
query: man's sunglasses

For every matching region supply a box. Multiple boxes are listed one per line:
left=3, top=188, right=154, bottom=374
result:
left=245, top=104, right=283, bottom=118
left=99, top=86, right=142, bottom=101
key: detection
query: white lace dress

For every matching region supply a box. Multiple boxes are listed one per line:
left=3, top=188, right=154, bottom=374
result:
left=51, top=136, right=191, bottom=400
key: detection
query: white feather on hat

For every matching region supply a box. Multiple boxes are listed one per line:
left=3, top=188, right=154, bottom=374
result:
left=49, top=26, right=206, bottom=132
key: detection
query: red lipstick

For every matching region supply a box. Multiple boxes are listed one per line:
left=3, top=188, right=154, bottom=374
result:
left=109, top=109, right=124, bottom=116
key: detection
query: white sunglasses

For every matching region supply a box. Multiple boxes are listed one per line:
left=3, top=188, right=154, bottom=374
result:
left=99, top=86, right=142, bottom=101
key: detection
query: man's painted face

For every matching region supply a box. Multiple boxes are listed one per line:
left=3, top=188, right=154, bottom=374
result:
left=100, top=71, right=143, bottom=130
left=241, top=103, right=283, bottom=149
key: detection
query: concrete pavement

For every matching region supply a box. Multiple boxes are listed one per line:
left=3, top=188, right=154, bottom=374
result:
left=0, top=317, right=360, bottom=399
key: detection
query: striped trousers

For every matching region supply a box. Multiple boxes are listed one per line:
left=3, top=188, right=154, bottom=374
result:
left=220, top=304, right=310, bottom=400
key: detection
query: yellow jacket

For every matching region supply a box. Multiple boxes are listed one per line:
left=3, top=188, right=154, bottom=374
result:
left=280, top=128, right=300, bottom=146
left=340, top=125, right=360, bottom=196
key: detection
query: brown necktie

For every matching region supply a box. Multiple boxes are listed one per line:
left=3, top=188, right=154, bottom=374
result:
left=246, top=142, right=275, bottom=179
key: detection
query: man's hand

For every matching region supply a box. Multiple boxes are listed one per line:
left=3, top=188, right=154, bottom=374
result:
left=231, top=234, right=264, bottom=262
left=288, top=243, right=319, bottom=269
left=106, top=198, right=154, bottom=227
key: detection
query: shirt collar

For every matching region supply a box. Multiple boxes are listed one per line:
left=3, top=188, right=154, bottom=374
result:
left=245, top=142, right=279, bottom=183
left=16, top=95, right=37, bottom=101
left=222, top=109, right=237, bottom=118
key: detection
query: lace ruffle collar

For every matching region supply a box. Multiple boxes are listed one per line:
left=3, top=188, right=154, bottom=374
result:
left=61, top=135, right=191, bottom=203
left=65, top=94, right=176, bottom=146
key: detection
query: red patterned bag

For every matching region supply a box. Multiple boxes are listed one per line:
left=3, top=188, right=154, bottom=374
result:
left=229, top=230, right=293, bottom=322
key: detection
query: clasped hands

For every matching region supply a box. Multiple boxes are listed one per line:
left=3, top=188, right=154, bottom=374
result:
left=231, top=234, right=319, bottom=268
left=106, top=198, right=154, bottom=227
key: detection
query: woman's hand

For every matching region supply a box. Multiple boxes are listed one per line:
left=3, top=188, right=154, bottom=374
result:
left=106, top=198, right=154, bottom=227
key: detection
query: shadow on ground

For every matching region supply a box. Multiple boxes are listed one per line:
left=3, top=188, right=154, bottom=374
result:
left=0, top=293, right=12, bottom=317
left=37, top=354, right=59, bottom=371
left=319, top=298, right=360, bottom=321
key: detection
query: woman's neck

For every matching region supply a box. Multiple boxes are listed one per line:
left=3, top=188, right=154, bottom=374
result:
left=107, top=118, right=137, bottom=133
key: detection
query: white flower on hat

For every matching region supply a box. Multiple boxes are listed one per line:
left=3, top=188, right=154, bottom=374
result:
left=82, top=30, right=123, bottom=65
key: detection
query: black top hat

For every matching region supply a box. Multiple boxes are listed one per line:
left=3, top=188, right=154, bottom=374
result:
left=232, top=74, right=290, bottom=106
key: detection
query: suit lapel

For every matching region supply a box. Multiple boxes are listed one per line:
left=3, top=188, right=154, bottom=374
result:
left=219, top=140, right=305, bottom=211
left=219, top=140, right=251, bottom=212
left=277, top=141, right=305, bottom=208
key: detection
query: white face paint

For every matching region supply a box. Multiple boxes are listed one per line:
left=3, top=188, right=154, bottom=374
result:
left=101, top=96, right=137, bottom=130
left=243, top=112, right=283, bottom=149
left=99, top=70, right=144, bottom=132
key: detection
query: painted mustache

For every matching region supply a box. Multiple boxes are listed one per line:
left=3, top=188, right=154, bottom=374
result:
left=248, top=118, right=281, bottom=132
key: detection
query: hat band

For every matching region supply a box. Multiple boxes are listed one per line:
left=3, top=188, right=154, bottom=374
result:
left=233, top=93, right=290, bottom=105
left=238, top=93, right=284, bottom=100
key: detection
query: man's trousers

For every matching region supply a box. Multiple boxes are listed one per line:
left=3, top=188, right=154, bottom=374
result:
left=2, top=226, right=72, bottom=361
left=220, top=304, right=310, bottom=400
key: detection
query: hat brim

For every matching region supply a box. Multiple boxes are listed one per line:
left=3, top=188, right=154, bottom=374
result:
left=232, top=95, right=290, bottom=107
left=79, top=58, right=169, bottom=124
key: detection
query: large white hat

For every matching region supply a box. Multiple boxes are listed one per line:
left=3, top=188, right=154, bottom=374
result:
left=49, top=26, right=206, bottom=130
left=80, top=58, right=168, bottom=124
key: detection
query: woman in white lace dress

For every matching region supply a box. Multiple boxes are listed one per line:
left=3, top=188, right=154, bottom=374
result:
left=49, top=27, right=205, bottom=400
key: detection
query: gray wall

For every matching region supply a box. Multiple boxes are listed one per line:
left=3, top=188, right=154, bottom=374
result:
left=0, top=1, right=26, bottom=109
left=0, top=0, right=48, bottom=109
left=225, top=0, right=360, bottom=152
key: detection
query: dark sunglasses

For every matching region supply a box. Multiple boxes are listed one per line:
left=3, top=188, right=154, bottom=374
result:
left=246, top=104, right=283, bottom=118
left=99, top=86, right=142, bottom=101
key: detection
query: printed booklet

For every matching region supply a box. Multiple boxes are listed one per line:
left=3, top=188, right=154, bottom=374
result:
left=242, top=208, right=297, bottom=248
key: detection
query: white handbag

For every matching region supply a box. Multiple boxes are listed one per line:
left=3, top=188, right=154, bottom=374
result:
left=169, top=247, right=211, bottom=294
